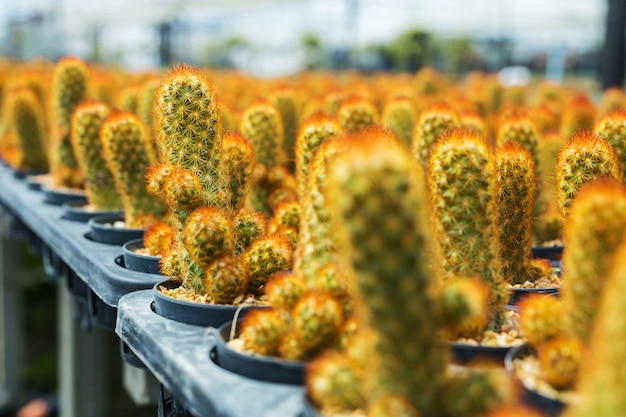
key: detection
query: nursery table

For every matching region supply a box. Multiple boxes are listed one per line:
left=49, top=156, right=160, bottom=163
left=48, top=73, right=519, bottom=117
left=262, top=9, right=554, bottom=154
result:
left=0, top=164, right=308, bottom=417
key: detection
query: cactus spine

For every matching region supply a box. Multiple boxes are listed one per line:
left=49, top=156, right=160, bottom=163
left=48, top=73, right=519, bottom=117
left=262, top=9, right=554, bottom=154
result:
left=49, top=56, right=89, bottom=188
left=554, top=130, right=621, bottom=219
left=428, top=127, right=508, bottom=332
left=70, top=100, right=122, bottom=210
left=100, top=111, right=164, bottom=227
left=5, top=87, right=48, bottom=171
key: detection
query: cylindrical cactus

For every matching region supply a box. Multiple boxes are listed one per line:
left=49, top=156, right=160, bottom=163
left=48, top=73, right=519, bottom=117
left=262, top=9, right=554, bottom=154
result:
left=428, top=126, right=508, bottom=332
left=593, top=108, right=626, bottom=181
left=517, top=294, right=564, bottom=347
left=559, top=94, right=596, bottom=140
left=537, top=336, right=583, bottom=391
left=220, top=132, right=255, bottom=211
left=337, top=96, right=379, bottom=133
left=381, top=97, right=416, bottom=145
left=554, top=130, right=621, bottom=219
left=412, top=101, right=460, bottom=167
left=269, top=87, right=299, bottom=171
left=294, top=112, right=343, bottom=200
left=561, top=178, right=626, bottom=344
left=5, top=87, right=48, bottom=171
left=100, top=111, right=165, bottom=227
left=241, top=232, right=293, bottom=295
left=70, top=100, right=121, bottom=210
left=232, top=208, right=268, bottom=256
left=495, top=141, right=542, bottom=285
left=49, top=56, right=89, bottom=188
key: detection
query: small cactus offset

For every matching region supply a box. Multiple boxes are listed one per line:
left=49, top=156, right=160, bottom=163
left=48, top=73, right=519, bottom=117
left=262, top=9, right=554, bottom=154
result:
left=495, top=141, right=542, bottom=285
left=554, top=130, right=621, bottom=219
left=220, top=132, right=255, bottom=211
left=593, top=108, right=626, bottom=181
left=4, top=87, right=48, bottom=171
left=428, top=126, right=508, bottom=333
left=49, top=56, right=89, bottom=188
left=70, top=100, right=121, bottom=211
left=241, top=232, right=293, bottom=295
left=412, top=101, right=460, bottom=167
left=561, top=178, right=626, bottom=344
left=100, top=111, right=165, bottom=227
left=336, top=96, right=379, bottom=133
left=232, top=208, right=268, bottom=256
left=294, top=112, right=343, bottom=200
left=381, top=97, right=416, bottom=145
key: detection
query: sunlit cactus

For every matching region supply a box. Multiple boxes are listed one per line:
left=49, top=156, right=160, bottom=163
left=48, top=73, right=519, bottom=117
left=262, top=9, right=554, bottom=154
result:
left=264, top=271, right=306, bottom=311
left=240, top=308, right=290, bottom=357
left=294, top=112, right=343, bottom=200
left=337, top=96, right=379, bottom=134
left=412, top=101, right=460, bottom=167
left=144, top=221, right=176, bottom=257
left=428, top=126, right=508, bottom=332
left=4, top=87, right=48, bottom=172
left=242, top=232, right=293, bottom=295
left=270, top=87, right=299, bottom=170
left=100, top=111, right=164, bottom=227
left=537, top=336, right=583, bottom=391
left=49, top=56, right=89, bottom=188
left=381, top=96, right=416, bottom=145
left=561, top=178, right=626, bottom=344
left=117, top=84, right=140, bottom=114
left=554, top=130, right=621, bottom=219
left=70, top=100, right=121, bottom=210
left=232, top=208, right=268, bottom=256
left=240, top=100, right=284, bottom=169
left=220, top=132, right=255, bottom=211
left=203, top=255, right=249, bottom=304
left=182, top=206, right=233, bottom=266
left=594, top=108, right=626, bottom=181
left=559, top=94, right=596, bottom=140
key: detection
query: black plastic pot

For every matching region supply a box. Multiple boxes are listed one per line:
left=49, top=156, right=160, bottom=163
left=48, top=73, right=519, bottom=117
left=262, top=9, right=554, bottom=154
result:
left=87, top=215, right=144, bottom=245
left=532, top=245, right=564, bottom=262
left=41, top=184, right=87, bottom=206
left=504, top=344, right=566, bottom=417
left=449, top=342, right=513, bottom=365
left=62, top=200, right=123, bottom=223
left=12, top=168, right=47, bottom=180
left=152, top=280, right=267, bottom=327
left=122, top=238, right=162, bottom=275
left=210, top=320, right=307, bottom=385
left=25, top=173, right=50, bottom=191
left=509, top=287, right=560, bottom=306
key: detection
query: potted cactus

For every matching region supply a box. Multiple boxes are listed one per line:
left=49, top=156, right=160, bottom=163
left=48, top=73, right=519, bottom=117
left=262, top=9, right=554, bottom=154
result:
left=146, top=64, right=293, bottom=327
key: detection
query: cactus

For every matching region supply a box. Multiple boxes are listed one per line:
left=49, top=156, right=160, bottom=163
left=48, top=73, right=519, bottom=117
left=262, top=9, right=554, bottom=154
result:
left=381, top=97, right=416, bottom=145
left=182, top=206, right=233, bottom=266
left=565, top=240, right=626, bottom=417
left=144, top=221, right=176, bottom=257
left=294, top=112, right=343, bottom=200
left=517, top=294, right=564, bottom=346
left=155, top=64, right=226, bottom=207
left=554, top=130, right=621, bottom=219
left=242, top=232, right=293, bottom=295
left=269, top=87, right=299, bottom=171
left=412, top=101, right=460, bottom=167
left=49, top=56, right=89, bottom=188
left=232, top=208, right=268, bottom=256
left=240, top=308, right=291, bottom=356
left=117, top=85, right=140, bottom=114
left=4, top=87, right=48, bottom=171
left=220, top=132, right=255, bottom=211
left=137, top=77, right=160, bottom=133
left=337, top=96, right=379, bottom=133
left=264, top=271, right=306, bottom=311
left=428, top=126, right=509, bottom=332
left=594, top=108, right=626, bottom=181
left=203, top=255, right=249, bottom=304
left=537, top=336, right=583, bottom=391
left=495, top=141, right=544, bottom=285
left=100, top=111, right=165, bottom=227
left=561, top=177, right=626, bottom=344
left=70, top=100, right=121, bottom=210
left=323, top=125, right=512, bottom=416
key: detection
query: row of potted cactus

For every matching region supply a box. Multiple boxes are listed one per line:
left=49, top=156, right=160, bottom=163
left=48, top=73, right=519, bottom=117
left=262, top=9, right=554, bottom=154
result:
left=2, top=55, right=626, bottom=416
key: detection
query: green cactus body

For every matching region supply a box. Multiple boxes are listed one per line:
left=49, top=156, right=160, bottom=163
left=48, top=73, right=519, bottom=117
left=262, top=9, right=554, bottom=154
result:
left=240, top=100, right=284, bottom=168
left=221, top=132, right=255, bottom=211
left=242, top=232, right=293, bottom=295
left=117, top=85, right=140, bottom=114
left=412, top=101, right=460, bottom=167
left=5, top=87, right=48, bottom=171
left=566, top=240, right=626, bottom=417
left=264, top=271, right=306, bottom=310
left=561, top=178, right=626, bottom=344
left=537, top=336, right=583, bottom=391
left=295, top=112, right=343, bottom=201
left=70, top=100, right=122, bottom=210
left=241, top=308, right=290, bottom=356
left=182, top=206, right=233, bottom=267
left=232, top=208, right=268, bottom=256
left=554, top=130, right=621, bottom=219
left=203, top=255, right=249, bottom=304
left=518, top=294, right=564, bottom=347
left=144, top=221, right=176, bottom=257
left=50, top=56, right=89, bottom=188
left=559, top=94, right=596, bottom=140
left=337, top=96, right=379, bottom=133
left=137, top=78, right=160, bottom=131
left=100, top=111, right=165, bottom=227
left=594, top=109, right=626, bottom=182
left=495, top=141, right=538, bottom=285
left=429, top=127, right=508, bottom=332
left=325, top=126, right=447, bottom=414
left=287, top=291, right=344, bottom=360
left=155, top=64, right=225, bottom=206
left=381, top=97, right=416, bottom=145
left=161, top=167, right=204, bottom=214
left=270, top=88, right=299, bottom=170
